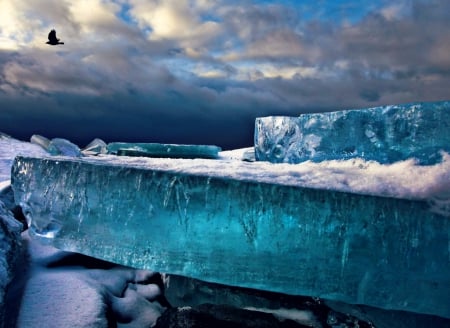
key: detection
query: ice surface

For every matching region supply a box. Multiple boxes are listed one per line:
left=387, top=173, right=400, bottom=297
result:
left=255, top=101, right=450, bottom=165
left=107, top=142, right=221, bottom=159
left=11, top=154, right=450, bottom=318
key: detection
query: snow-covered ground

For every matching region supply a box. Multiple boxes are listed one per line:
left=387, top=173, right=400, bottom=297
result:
left=4, top=230, right=165, bottom=328
left=0, top=135, right=47, bottom=182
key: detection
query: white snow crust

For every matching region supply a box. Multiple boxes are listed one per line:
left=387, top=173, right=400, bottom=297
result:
left=71, top=149, right=450, bottom=202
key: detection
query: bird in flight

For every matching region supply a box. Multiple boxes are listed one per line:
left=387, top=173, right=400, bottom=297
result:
left=46, top=29, right=64, bottom=45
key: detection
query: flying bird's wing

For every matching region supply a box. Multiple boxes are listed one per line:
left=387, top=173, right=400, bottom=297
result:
left=48, top=29, right=58, bottom=42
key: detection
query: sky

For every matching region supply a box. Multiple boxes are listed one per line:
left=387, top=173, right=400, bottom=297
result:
left=0, top=0, right=449, bottom=149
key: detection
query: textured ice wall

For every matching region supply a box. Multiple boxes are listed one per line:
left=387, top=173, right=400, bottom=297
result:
left=255, top=101, right=450, bottom=165
left=11, top=155, right=450, bottom=318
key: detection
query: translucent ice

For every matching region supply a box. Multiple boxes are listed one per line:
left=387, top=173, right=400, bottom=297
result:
left=11, top=155, right=450, bottom=318
left=255, top=101, right=450, bottom=165
left=29, top=135, right=83, bottom=157
left=82, top=138, right=108, bottom=156
left=30, top=135, right=50, bottom=151
left=47, top=138, right=82, bottom=157
left=107, top=142, right=221, bottom=159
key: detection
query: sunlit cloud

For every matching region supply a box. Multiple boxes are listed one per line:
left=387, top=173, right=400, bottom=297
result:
left=129, top=0, right=222, bottom=49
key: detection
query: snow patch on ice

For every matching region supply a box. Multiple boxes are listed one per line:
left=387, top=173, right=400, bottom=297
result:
left=3, top=138, right=450, bottom=211
left=70, top=150, right=450, bottom=202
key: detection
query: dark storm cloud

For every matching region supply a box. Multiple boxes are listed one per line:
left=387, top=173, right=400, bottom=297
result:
left=0, top=89, right=258, bottom=149
left=1, top=0, right=449, bottom=148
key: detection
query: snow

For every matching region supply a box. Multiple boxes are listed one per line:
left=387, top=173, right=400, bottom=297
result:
left=7, top=231, right=165, bottom=328
left=71, top=149, right=450, bottom=203
left=0, top=136, right=47, bottom=182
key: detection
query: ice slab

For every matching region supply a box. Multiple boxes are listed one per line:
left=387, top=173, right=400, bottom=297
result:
left=255, top=101, right=450, bottom=165
left=11, top=155, right=450, bottom=318
left=107, top=142, right=221, bottom=159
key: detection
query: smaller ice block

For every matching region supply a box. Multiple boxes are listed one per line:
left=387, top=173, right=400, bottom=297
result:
left=30, top=135, right=83, bottom=157
left=107, top=142, right=221, bottom=159
left=30, top=135, right=51, bottom=150
left=48, top=138, right=82, bottom=157
left=82, top=138, right=107, bottom=156
left=255, top=101, right=450, bottom=165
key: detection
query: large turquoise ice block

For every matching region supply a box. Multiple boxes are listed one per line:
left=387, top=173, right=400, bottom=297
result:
left=255, top=101, right=450, bottom=164
left=11, top=155, right=450, bottom=318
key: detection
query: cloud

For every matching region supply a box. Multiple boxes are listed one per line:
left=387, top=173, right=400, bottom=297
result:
left=0, top=0, right=449, bottom=147
left=128, top=0, right=222, bottom=50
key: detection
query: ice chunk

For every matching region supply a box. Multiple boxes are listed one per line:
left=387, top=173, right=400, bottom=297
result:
left=107, top=142, right=221, bottom=159
left=255, top=101, right=450, bottom=165
left=30, top=135, right=83, bottom=157
left=30, top=134, right=51, bottom=151
left=27, top=135, right=82, bottom=157
left=82, top=138, right=107, bottom=156
left=47, top=138, right=82, bottom=157
left=11, top=155, right=450, bottom=318
left=219, top=147, right=256, bottom=162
